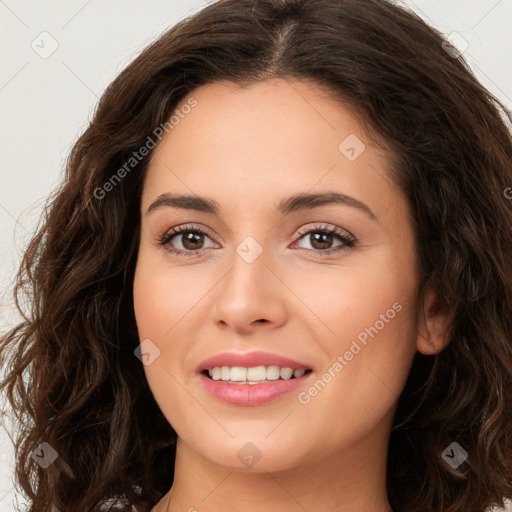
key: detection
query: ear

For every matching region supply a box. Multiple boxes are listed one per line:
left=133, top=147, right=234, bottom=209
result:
left=416, top=283, right=453, bottom=355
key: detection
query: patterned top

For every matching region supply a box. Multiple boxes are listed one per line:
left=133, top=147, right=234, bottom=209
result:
left=98, top=492, right=150, bottom=512
left=97, top=501, right=150, bottom=512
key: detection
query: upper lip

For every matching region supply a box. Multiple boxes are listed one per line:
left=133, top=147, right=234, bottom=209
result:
left=197, top=350, right=312, bottom=372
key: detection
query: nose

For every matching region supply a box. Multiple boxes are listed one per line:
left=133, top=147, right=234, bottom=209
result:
left=211, top=245, right=288, bottom=335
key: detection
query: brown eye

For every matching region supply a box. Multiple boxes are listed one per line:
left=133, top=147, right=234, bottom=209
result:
left=181, top=231, right=205, bottom=250
left=309, top=232, right=335, bottom=250
left=293, top=225, right=356, bottom=255
left=158, top=225, right=218, bottom=257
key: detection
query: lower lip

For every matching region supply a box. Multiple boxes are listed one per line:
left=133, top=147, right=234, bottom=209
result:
left=199, top=372, right=313, bottom=406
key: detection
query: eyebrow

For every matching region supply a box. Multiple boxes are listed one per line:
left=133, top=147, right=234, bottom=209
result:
left=146, top=192, right=377, bottom=221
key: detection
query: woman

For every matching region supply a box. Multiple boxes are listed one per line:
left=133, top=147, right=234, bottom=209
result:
left=1, top=0, right=511, bottom=511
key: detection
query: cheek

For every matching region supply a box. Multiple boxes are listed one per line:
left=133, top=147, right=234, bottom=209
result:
left=133, top=261, right=199, bottom=433
left=290, top=248, right=417, bottom=347
left=133, top=252, right=219, bottom=417
left=133, top=251, right=204, bottom=338
left=289, top=250, right=418, bottom=420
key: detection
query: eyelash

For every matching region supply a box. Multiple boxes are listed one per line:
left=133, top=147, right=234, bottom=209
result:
left=157, top=223, right=356, bottom=258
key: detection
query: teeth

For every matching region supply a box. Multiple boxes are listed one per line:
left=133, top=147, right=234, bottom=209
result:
left=247, top=366, right=267, bottom=381
left=280, top=367, right=293, bottom=379
left=221, top=366, right=231, bottom=380
left=266, top=365, right=281, bottom=380
left=206, top=365, right=309, bottom=382
left=230, top=367, right=247, bottom=381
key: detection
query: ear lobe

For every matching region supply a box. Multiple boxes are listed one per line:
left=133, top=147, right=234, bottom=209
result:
left=416, top=284, right=453, bottom=355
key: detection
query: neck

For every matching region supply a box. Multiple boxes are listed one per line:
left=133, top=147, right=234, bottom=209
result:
left=157, top=426, right=393, bottom=512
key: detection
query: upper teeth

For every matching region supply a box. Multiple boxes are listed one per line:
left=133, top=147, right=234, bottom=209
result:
left=207, top=366, right=307, bottom=382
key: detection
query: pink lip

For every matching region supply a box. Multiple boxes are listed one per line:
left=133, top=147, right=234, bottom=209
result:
left=196, top=350, right=311, bottom=373
left=196, top=350, right=314, bottom=406
left=199, top=373, right=313, bottom=406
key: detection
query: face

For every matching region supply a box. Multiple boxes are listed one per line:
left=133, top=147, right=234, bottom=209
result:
left=133, top=78, right=423, bottom=473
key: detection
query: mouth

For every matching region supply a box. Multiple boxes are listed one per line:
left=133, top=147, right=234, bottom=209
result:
left=202, top=365, right=314, bottom=385
left=197, top=351, right=314, bottom=405
left=199, top=364, right=314, bottom=406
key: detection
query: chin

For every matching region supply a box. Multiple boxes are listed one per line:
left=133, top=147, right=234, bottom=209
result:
left=191, top=433, right=307, bottom=472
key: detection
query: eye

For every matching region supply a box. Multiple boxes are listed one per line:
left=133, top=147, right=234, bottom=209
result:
left=158, top=224, right=218, bottom=257
left=292, top=224, right=356, bottom=255
left=157, top=222, right=356, bottom=258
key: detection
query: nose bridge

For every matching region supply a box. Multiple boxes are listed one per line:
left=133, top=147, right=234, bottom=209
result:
left=211, top=233, right=287, bottom=330
left=223, top=234, right=270, bottom=304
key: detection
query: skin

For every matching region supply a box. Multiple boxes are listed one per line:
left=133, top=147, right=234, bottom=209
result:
left=133, top=78, right=451, bottom=512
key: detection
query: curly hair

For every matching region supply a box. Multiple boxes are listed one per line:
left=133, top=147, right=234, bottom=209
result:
left=1, top=0, right=511, bottom=511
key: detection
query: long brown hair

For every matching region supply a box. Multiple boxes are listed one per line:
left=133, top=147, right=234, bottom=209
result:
left=1, top=0, right=511, bottom=511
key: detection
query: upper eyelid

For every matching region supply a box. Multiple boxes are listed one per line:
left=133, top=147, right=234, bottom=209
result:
left=161, top=225, right=217, bottom=245
left=165, top=223, right=349, bottom=239
left=296, top=223, right=354, bottom=239
left=169, top=224, right=221, bottom=244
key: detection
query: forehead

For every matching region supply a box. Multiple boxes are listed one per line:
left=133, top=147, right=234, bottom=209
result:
left=142, top=78, right=402, bottom=224
left=150, top=78, right=364, bottom=161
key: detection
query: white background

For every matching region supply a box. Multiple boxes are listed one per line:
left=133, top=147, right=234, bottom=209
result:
left=1, top=1, right=511, bottom=510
